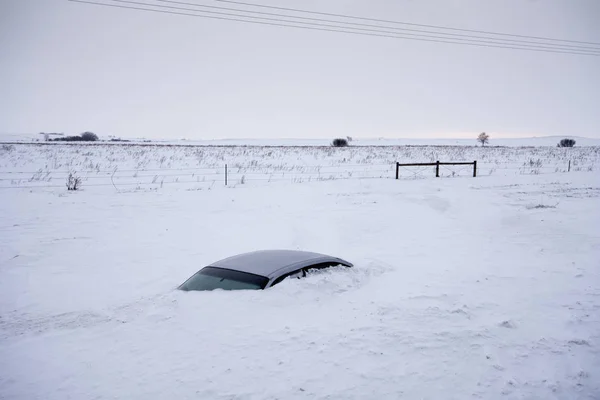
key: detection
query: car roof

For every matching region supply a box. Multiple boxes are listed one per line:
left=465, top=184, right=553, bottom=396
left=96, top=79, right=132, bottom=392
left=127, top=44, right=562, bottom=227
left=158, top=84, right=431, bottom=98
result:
left=209, top=250, right=352, bottom=279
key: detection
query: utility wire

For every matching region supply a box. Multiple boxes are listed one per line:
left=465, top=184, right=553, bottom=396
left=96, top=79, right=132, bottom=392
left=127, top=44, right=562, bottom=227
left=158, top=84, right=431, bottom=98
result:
left=152, top=0, right=600, bottom=52
left=215, top=0, right=600, bottom=47
left=68, top=0, right=600, bottom=56
left=78, top=0, right=600, bottom=54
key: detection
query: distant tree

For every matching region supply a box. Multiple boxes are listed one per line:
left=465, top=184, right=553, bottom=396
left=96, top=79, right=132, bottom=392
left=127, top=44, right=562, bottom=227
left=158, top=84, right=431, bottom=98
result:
left=52, top=132, right=98, bottom=142
left=80, top=132, right=98, bottom=141
left=52, top=136, right=81, bottom=142
left=558, top=138, right=576, bottom=147
left=477, top=132, right=490, bottom=146
left=332, top=138, right=349, bottom=147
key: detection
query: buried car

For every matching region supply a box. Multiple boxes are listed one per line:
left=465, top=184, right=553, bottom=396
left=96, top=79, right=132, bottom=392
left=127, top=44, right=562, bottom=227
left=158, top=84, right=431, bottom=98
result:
left=178, top=250, right=353, bottom=291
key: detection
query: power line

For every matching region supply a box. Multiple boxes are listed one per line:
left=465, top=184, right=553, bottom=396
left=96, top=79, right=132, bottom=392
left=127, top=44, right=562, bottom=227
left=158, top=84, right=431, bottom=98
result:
left=215, top=0, right=600, bottom=47
left=152, top=0, right=600, bottom=52
left=68, top=0, right=600, bottom=56
left=71, top=0, right=600, bottom=55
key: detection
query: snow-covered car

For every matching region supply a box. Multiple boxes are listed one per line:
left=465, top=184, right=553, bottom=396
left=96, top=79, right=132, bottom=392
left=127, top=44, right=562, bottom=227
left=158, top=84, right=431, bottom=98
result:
left=178, top=250, right=353, bottom=291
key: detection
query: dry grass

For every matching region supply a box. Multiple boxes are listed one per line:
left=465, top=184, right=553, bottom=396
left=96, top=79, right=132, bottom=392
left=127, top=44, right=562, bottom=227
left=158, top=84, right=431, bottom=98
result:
left=0, top=143, right=598, bottom=190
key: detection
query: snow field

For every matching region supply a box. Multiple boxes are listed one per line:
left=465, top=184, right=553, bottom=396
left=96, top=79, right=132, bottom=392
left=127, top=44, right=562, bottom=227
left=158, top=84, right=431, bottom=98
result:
left=0, top=144, right=599, bottom=399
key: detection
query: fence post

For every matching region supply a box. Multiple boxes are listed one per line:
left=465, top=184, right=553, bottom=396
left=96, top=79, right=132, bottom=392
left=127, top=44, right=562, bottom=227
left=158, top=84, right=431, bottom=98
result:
left=435, top=161, right=440, bottom=177
left=473, top=160, right=477, bottom=177
left=395, top=162, right=399, bottom=180
left=225, top=164, right=228, bottom=186
left=568, top=160, right=571, bottom=172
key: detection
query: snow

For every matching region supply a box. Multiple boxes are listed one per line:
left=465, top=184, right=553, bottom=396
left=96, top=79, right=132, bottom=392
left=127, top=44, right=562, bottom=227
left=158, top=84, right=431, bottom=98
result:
left=0, top=143, right=598, bottom=191
left=1, top=143, right=599, bottom=399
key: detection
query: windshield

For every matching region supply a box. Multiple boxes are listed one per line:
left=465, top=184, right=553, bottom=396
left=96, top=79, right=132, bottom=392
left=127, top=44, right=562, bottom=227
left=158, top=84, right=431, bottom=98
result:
left=178, top=267, right=269, bottom=291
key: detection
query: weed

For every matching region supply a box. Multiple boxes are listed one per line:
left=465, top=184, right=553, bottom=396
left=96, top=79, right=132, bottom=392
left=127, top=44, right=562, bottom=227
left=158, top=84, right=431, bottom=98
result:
left=66, top=173, right=82, bottom=190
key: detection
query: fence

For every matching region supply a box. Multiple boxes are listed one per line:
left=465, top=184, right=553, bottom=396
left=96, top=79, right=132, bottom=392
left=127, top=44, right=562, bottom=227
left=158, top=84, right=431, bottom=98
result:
left=0, top=158, right=595, bottom=190
left=396, top=161, right=477, bottom=179
left=0, top=163, right=395, bottom=190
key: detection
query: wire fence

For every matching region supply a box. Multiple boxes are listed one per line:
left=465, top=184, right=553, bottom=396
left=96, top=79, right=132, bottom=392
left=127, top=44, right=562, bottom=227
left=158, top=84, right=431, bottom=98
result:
left=0, top=163, right=395, bottom=190
left=0, top=159, right=595, bottom=190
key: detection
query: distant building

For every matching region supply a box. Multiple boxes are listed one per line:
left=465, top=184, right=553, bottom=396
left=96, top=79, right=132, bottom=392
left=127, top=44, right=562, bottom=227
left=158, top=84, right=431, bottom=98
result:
left=39, top=132, right=64, bottom=141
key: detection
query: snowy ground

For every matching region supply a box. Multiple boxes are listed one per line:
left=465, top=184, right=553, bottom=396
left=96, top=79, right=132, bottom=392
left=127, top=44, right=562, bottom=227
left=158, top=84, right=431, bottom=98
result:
left=0, top=143, right=598, bottom=190
left=1, top=144, right=599, bottom=399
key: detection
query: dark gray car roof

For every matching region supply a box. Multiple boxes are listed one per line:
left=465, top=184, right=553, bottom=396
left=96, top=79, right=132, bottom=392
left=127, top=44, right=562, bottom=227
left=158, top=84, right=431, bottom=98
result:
left=209, top=250, right=352, bottom=278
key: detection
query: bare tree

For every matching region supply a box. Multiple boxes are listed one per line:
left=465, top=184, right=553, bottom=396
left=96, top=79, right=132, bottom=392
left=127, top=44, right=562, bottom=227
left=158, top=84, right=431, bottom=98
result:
left=477, top=132, right=490, bottom=146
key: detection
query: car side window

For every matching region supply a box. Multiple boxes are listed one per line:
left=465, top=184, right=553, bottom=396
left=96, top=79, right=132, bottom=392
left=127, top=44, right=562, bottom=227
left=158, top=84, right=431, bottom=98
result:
left=303, top=262, right=343, bottom=274
left=270, top=262, right=350, bottom=287
left=270, top=269, right=305, bottom=287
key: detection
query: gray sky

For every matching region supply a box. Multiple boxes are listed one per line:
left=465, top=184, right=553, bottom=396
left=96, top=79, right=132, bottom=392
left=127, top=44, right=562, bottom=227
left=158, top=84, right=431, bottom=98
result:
left=1, top=0, right=599, bottom=139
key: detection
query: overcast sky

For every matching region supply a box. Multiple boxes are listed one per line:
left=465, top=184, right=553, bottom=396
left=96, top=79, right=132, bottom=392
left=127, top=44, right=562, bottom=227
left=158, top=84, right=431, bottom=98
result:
left=1, top=0, right=599, bottom=140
